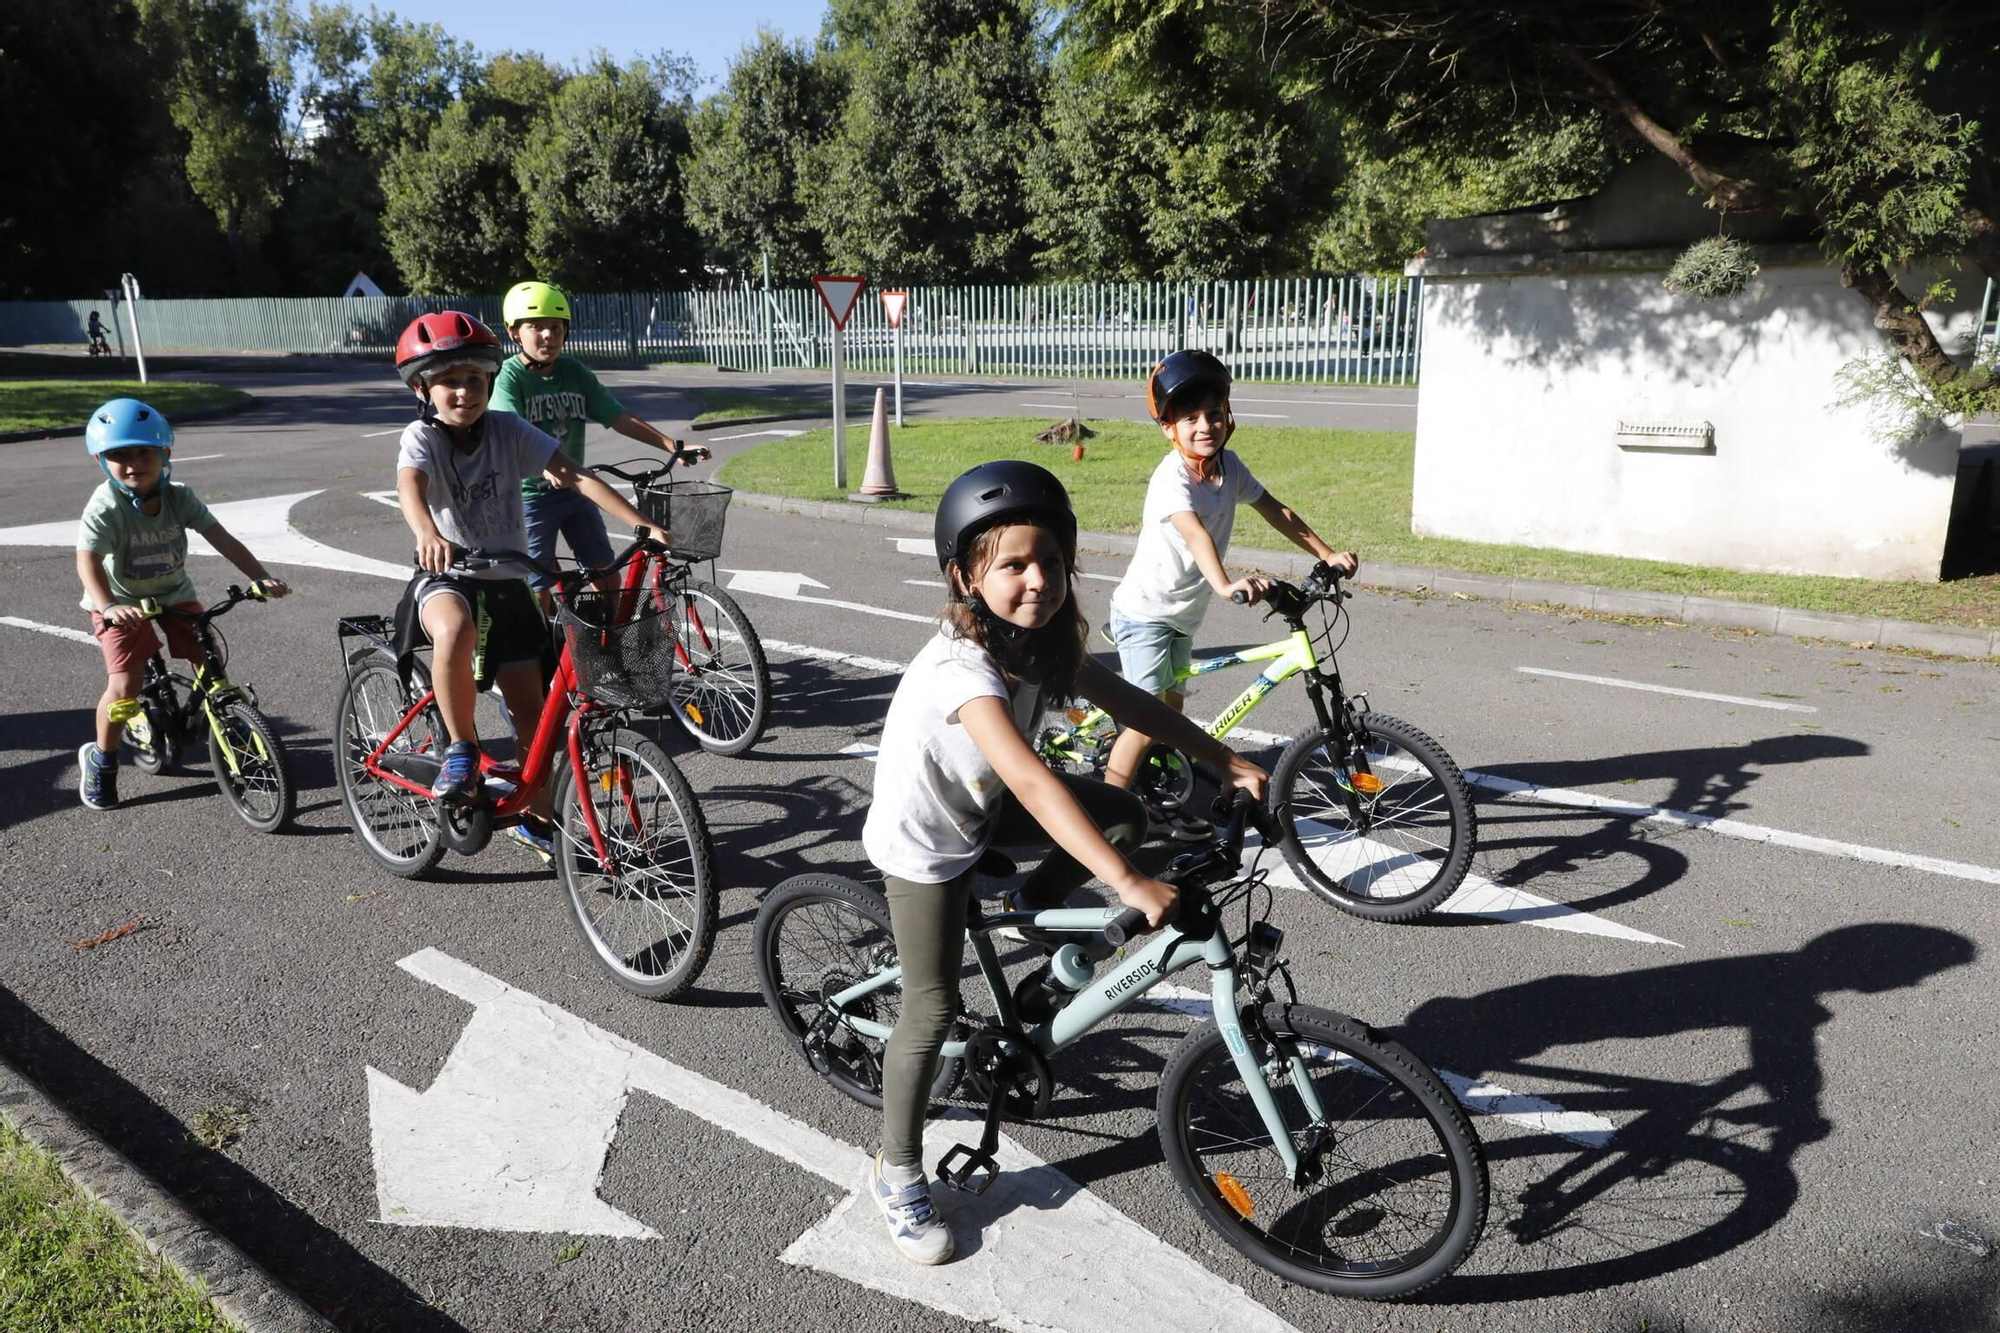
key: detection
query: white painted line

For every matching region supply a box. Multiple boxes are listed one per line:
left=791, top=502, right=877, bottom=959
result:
left=1519, top=667, right=1818, bottom=713
left=1471, top=772, right=2000, bottom=885
left=362, top=427, right=402, bottom=437
left=707, top=428, right=807, bottom=442
left=0, top=615, right=97, bottom=645
left=890, top=537, right=933, bottom=556
left=723, top=569, right=936, bottom=624
left=841, top=743, right=879, bottom=760
left=380, top=950, right=1303, bottom=1332
left=1230, top=397, right=1417, bottom=409
left=361, top=490, right=400, bottom=508
left=763, top=641, right=904, bottom=674
left=904, top=578, right=945, bottom=589
left=170, top=452, right=225, bottom=462
left=1229, top=412, right=1289, bottom=419
left=1079, top=571, right=1120, bottom=583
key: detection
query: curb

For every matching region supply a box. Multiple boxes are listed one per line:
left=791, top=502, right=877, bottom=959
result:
left=691, top=412, right=804, bottom=432
left=0, top=394, right=259, bottom=445
left=728, top=489, right=2000, bottom=660
left=0, top=1052, right=334, bottom=1332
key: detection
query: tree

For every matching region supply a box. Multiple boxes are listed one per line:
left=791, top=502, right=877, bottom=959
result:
left=515, top=56, right=703, bottom=290
left=379, top=99, right=526, bottom=293
left=1027, top=6, right=1345, bottom=280
left=808, top=0, right=1046, bottom=282
left=686, top=33, right=842, bottom=283
left=1068, top=0, right=2000, bottom=422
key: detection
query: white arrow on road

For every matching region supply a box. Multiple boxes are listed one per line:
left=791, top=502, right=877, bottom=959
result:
left=0, top=490, right=409, bottom=582
left=723, top=568, right=936, bottom=624
left=371, top=948, right=1303, bottom=1333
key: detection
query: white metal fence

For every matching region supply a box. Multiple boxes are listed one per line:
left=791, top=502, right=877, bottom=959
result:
left=0, top=276, right=1424, bottom=385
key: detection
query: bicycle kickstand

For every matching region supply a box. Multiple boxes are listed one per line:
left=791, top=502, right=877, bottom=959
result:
left=936, top=1085, right=1007, bottom=1195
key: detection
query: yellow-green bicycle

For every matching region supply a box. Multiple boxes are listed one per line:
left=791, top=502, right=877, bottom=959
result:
left=1039, top=566, right=1474, bottom=922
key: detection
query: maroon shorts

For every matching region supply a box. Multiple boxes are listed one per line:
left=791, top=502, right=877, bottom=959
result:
left=92, top=601, right=202, bottom=676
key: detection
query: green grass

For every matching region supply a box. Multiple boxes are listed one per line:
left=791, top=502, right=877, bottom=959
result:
left=716, top=416, right=2000, bottom=632
left=0, top=1119, right=233, bottom=1332
left=0, top=382, right=249, bottom=435
left=692, top=386, right=839, bottom=424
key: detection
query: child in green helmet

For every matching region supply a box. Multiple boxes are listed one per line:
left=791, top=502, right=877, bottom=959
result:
left=491, top=280, right=708, bottom=606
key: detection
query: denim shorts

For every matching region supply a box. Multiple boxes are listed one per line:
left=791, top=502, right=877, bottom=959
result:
left=523, top=485, right=615, bottom=588
left=1107, top=606, right=1192, bottom=697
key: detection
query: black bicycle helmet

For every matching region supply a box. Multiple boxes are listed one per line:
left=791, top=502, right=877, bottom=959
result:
left=934, top=460, right=1077, bottom=573
left=1146, top=349, right=1232, bottom=422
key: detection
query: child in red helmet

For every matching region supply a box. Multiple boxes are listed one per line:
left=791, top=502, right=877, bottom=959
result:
left=390, top=311, right=655, bottom=858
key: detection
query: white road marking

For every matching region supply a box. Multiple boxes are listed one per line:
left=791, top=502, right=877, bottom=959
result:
left=170, top=452, right=225, bottom=461
left=361, top=490, right=400, bottom=507
left=1020, top=402, right=1085, bottom=410
left=904, top=578, right=945, bottom=588
left=1471, top=772, right=2000, bottom=885
left=764, top=642, right=903, bottom=674
left=1229, top=412, right=1289, bottom=419
left=890, top=537, right=933, bottom=556
left=0, top=616, right=97, bottom=645
left=708, top=428, right=807, bottom=441
left=1519, top=667, right=1818, bottom=713
left=723, top=568, right=935, bottom=624
left=362, top=427, right=402, bottom=437
left=376, top=950, right=1302, bottom=1333
left=1230, top=397, right=1418, bottom=409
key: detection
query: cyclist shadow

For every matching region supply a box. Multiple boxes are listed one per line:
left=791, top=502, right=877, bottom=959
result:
left=1474, top=732, right=1871, bottom=822
left=1385, top=921, right=1976, bottom=1302
left=0, top=707, right=207, bottom=827
left=1431, top=803, right=1696, bottom=922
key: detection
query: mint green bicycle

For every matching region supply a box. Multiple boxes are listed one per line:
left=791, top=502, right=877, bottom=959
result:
left=1039, top=566, right=1475, bottom=922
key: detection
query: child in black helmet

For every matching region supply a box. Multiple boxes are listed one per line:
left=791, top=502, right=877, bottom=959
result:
left=1105, top=351, right=1358, bottom=839
left=857, top=459, right=1266, bottom=1266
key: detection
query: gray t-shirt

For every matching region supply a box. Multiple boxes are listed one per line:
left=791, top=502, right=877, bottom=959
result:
left=396, top=412, right=558, bottom=579
left=75, top=480, right=217, bottom=609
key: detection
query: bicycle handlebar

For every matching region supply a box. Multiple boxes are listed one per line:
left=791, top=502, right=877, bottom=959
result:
left=1229, top=564, right=1347, bottom=610
left=439, top=529, right=667, bottom=586
left=136, top=583, right=272, bottom=623
left=585, top=447, right=709, bottom=487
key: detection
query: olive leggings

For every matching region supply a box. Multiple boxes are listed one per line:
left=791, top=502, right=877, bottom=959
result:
left=879, top=774, right=1147, bottom=1170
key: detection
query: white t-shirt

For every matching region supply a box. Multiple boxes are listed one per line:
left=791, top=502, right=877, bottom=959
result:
left=1110, top=450, right=1266, bottom=635
left=396, top=411, right=557, bottom=580
left=862, top=628, right=1044, bottom=885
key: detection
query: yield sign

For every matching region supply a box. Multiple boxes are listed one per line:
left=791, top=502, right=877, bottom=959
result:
left=881, top=290, right=908, bottom=329
left=812, top=275, right=867, bottom=329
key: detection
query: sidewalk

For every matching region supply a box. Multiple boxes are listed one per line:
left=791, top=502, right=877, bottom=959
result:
left=732, top=490, right=2000, bottom=659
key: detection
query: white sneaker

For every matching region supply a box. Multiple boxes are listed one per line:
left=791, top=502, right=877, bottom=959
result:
left=868, top=1153, right=954, bottom=1265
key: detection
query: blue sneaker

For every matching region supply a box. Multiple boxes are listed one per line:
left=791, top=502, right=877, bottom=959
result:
left=506, top=818, right=555, bottom=865
left=433, top=741, right=482, bottom=802
left=868, top=1153, right=953, bottom=1265
left=78, top=743, right=118, bottom=811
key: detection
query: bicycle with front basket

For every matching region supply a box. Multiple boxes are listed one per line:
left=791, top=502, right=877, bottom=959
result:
left=587, top=458, right=770, bottom=757
left=753, top=789, right=1488, bottom=1298
left=118, top=583, right=295, bottom=832
left=1039, top=565, right=1475, bottom=922
left=332, top=535, right=717, bottom=1000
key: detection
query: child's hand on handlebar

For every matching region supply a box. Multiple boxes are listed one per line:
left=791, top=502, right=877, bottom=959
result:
left=674, top=442, right=711, bottom=466
left=251, top=577, right=290, bottom=599
left=100, top=602, right=147, bottom=627
left=1223, top=575, right=1272, bottom=605
left=1114, top=873, right=1179, bottom=931
left=542, top=466, right=570, bottom=491
left=1321, top=551, right=1359, bottom=578
left=415, top=534, right=456, bottom=573
left=1221, top=751, right=1269, bottom=803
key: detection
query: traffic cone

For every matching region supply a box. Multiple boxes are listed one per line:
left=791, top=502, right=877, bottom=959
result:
left=856, top=387, right=909, bottom=500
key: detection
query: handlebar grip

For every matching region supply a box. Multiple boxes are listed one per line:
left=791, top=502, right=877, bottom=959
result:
left=1230, top=590, right=1248, bottom=604
left=1103, top=907, right=1150, bottom=949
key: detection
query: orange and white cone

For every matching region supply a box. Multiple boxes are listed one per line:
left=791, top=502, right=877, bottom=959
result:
left=858, top=387, right=908, bottom=498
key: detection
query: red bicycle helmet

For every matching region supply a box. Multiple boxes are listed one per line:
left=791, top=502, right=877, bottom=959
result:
left=395, top=311, right=503, bottom=387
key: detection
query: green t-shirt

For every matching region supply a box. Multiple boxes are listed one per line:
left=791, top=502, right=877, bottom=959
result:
left=75, top=479, right=217, bottom=609
left=491, top=355, right=625, bottom=497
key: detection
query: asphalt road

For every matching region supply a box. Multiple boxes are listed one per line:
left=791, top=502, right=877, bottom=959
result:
left=1, top=370, right=1996, bottom=1333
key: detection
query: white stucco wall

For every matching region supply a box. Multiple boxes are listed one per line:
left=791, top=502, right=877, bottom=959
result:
left=1409, top=258, right=1975, bottom=580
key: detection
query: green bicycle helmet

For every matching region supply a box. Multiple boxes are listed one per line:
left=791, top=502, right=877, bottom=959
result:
left=503, top=280, right=571, bottom=327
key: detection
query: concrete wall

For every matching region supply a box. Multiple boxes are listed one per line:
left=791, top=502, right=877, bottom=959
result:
left=1407, top=254, right=1979, bottom=581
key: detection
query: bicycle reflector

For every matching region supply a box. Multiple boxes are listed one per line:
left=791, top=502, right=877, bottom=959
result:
left=1343, top=771, right=1385, bottom=795
left=1245, top=922, right=1284, bottom=976
left=1212, top=1173, right=1255, bottom=1220
left=682, top=702, right=705, bottom=726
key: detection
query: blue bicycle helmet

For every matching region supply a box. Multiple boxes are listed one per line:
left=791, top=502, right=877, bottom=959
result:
left=85, top=398, right=175, bottom=506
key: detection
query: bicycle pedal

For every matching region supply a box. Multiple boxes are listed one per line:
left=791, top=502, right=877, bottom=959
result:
left=935, top=1143, right=999, bottom=1195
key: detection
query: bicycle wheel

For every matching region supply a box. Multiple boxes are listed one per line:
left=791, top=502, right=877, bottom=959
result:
left=207, top=698, right=294, bottom=833
left=753, top=874, right=961, bottom=1108
left=662, top=579, right=769, bottom=756
left=334, top=652, right=445, bottom=877
left=1271, top=713, right=1475, bottom=922
left=551, top=726, right=717, bottom=1000
left=1158, top=1003, right=1487, bottom=1300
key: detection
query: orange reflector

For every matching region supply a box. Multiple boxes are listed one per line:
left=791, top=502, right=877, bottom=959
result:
left=1351, top=772, right=1385, bottom=794
left=682, top=702, right=705, bottom=726
left=1065, top=707, right=1089, bottom=724
left=599, top=766, right=630, bottom=792
left=600, top=770, right=614, bottom=792
left=1213, top=1173, right=1254, bottom=1219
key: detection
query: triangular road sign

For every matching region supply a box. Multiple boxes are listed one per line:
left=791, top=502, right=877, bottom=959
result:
left=812, top=275, right=867, bottom=330
left=881, top=290, right=908, bottom=329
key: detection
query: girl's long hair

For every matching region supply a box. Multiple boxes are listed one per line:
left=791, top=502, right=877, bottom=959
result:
left=944, top=517, right=1088, bottom=704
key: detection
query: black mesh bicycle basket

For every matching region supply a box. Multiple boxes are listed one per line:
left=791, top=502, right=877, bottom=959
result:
left=555, top=590, right=677, bottom=710
left=634, top=480, right=732, bottom=561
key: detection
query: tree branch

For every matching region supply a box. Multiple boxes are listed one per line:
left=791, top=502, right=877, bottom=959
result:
left=1565, top=46, right=1782, bottom=213
left=1963, top=202, right=2000, bottom=285
left=1841, top=260, right=1962, bottom=385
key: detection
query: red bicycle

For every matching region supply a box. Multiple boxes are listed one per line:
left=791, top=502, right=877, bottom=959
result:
left=333, top=536, right=718, bottom=1000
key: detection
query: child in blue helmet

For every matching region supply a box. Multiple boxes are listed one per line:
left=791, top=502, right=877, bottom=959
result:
left=74, top=398, right=290, bottom=810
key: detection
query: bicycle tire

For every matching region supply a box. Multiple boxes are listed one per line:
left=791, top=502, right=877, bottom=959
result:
left=662, top=579, right=770, bottom=756
left=753, top=874, right=961, bottom=1108
left=207, top=698, right=294, bottom=833
left=1158, top=1003, right=1487, bottom=1299
left=551, top=726, right=718, bottom=1000
left=334, top=652, right=445, bottom=877
left=1271, top=712, right=1475, bottom=922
